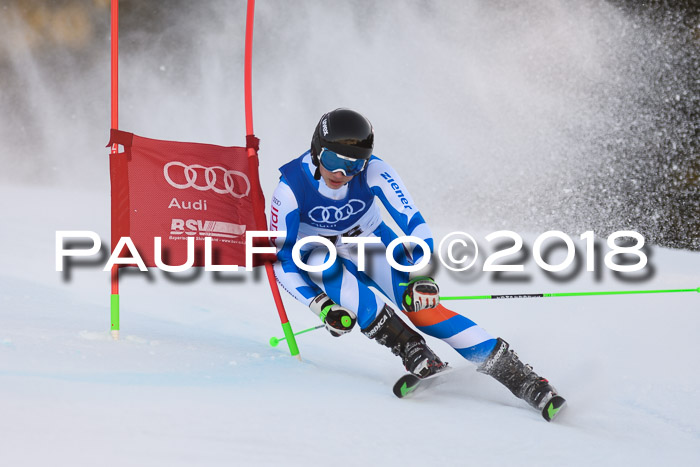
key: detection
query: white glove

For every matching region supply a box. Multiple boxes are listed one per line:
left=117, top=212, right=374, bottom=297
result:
left=309, top=293, right=357, bottom=337
left=402, top=277, right=440, bottom=312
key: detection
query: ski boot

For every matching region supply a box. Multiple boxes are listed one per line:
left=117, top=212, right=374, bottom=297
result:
left=478, top=338, right=565, bottom=421
left=362, top=305, right=445, bottom=378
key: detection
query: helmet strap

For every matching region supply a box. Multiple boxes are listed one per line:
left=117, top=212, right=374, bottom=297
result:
left=310, top=149, right=322, bottom=180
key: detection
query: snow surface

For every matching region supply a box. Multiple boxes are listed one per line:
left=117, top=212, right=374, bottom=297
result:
left=1, top=184, right=699, bottom=467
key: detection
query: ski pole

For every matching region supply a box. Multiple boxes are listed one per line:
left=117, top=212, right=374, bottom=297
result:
left=441, top=287, right=700, bottom=301
left=269, top=325, right=324, bottom=347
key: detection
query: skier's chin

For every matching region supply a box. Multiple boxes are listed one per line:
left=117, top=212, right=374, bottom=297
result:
left=323, top=176, right=348, bottom=189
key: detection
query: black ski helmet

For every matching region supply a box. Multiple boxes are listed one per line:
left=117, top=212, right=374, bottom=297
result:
left=310, top=109, right=374, bottom=179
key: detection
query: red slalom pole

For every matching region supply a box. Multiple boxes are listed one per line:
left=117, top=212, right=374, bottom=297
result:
left=244, top=0, right=300, bottom=359
left=110, top=0, right=120, bottom=340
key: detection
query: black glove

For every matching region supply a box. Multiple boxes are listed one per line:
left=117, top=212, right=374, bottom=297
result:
left=309, top=293, right=357, bottom=337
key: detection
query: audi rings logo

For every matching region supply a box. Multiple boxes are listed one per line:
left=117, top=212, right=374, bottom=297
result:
left=309, top=200, right=366, bottom=224
left=163, top=162, right=251, bottom=199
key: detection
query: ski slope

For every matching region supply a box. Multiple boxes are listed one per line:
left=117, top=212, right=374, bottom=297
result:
left=1, top=184, right=698, bottom=467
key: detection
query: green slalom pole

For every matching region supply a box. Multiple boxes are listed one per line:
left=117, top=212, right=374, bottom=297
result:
left=270, top=325, right=324, bottom=347
left=441, top=287, right=700, bottom=301
left=110, top=294, right=120, bottom=340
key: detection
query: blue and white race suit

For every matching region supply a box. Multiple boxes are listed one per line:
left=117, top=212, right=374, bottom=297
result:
left=269, top=152, right=496, bottom=362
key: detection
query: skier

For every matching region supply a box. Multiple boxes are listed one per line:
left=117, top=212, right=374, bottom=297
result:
left=269, top=108, right=563, bottom=416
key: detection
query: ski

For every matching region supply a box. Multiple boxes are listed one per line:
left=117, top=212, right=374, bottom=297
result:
left=541, top=394, right=566, bottom=422
left=392, top=365, right=453, bottom=398
left=393, top=366, right=567, bottom=422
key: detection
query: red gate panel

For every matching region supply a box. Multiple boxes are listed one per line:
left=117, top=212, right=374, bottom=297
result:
left=108, top=129, right=267, bottom=268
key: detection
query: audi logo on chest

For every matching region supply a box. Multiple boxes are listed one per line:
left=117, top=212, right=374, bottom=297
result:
left=308, top=200, right=366, bottom=224
left=163, top=161, right=251, bottom=198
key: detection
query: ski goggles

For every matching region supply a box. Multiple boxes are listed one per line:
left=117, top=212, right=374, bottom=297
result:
left=319, top=148, right=368, bottom=176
